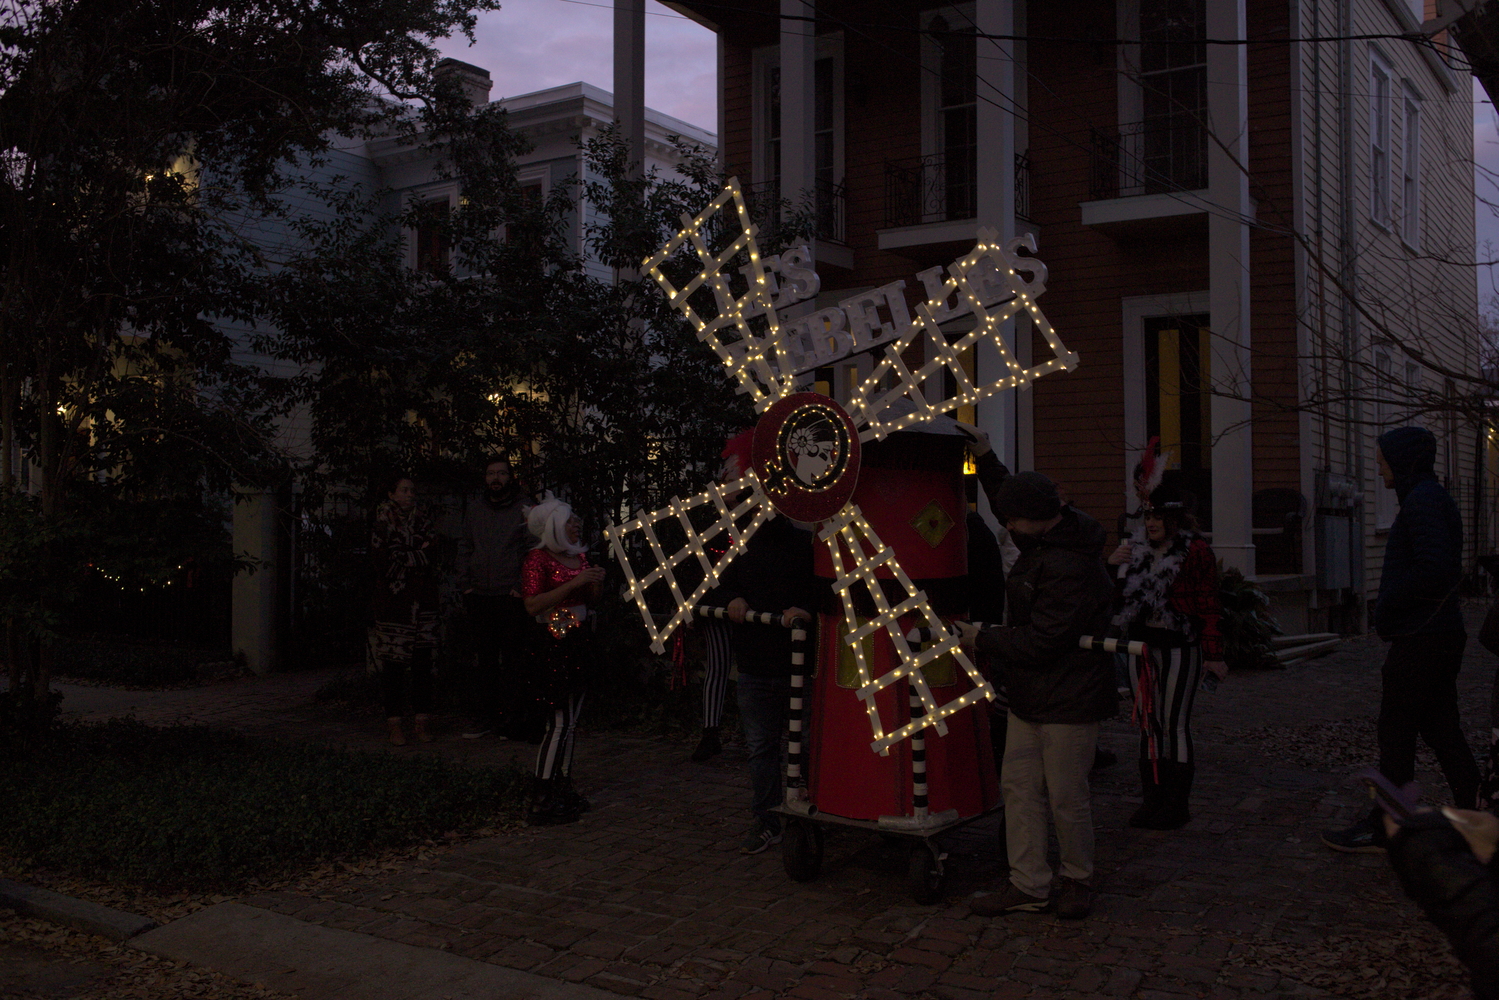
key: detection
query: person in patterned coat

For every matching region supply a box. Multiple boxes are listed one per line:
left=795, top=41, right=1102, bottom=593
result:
left=1107, top=480, right=1226, bottom=831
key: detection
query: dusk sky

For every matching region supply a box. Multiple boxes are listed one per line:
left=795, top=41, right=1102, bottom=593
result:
left=437, top=0, right=718, bottom=130
left=439, top=1, right=1499, bottom=316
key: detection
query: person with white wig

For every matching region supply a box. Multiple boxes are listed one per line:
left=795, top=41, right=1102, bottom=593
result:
left=520, top=497, right=605, bottom=825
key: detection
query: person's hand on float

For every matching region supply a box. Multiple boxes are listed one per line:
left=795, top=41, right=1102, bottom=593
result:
left=953, top=421, right=992, bottom=458
left=1205, top=660, right=1228, bottom=682
left=781, top=606, right=811, bottom=628
left=727, top=597, right=750, bottom=623
left=1107, top=541, right=1133, bottom=566
left=574, top=566, right=605, bottom=588
left=955, top=620, right=981, bottom=646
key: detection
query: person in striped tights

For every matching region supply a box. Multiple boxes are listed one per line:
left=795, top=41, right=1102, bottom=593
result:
left=1107, top=481, right=1226, bottom=831
left=521, top=498, right=604, bottom=826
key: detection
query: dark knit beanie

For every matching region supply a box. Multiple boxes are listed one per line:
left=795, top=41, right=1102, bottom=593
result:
left=992, top=471, right=1063, bottom=522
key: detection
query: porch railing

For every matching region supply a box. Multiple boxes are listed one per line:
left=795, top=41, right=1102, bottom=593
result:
left=743, top=178, right=847, bottom=245
left=1089, top=119, right=1208, bottom=200
left=883, top=151, right=1031, bottom=228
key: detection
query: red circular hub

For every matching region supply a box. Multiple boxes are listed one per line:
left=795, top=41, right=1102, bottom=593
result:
left=751, top=392, right=861, bottom=523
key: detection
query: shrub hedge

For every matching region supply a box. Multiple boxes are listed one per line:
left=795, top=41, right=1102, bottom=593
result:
left=0, top=719, right=527, bottom=891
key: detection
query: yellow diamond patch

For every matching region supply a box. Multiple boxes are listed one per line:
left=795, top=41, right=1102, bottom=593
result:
left=910, top=501, right=954, bottom=548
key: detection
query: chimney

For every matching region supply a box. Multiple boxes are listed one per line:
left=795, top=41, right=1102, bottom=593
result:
left=435, top=58, right=493, bottom=106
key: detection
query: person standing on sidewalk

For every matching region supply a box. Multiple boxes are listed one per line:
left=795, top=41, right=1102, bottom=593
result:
left=957, top=470, right=1117, bottom=919
left=1107, top=480, right=1226, bottom=830
left=370, top=475, right=440, bottom=746
left=710, top=503, right=816, bottom=855
left=690, top=433, right=754, bottom=764
left=1322, top=426, right=1479, bottom=853
left=521, top=498, right=605, bottom=825
left=457, top=458, right=534, bottom=740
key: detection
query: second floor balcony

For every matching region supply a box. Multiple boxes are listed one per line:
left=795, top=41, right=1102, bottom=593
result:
left=1089, top=119, right=1207, bottom=201
left=881, top=151, right=1032, bottom=232
left=744, top=178, right=847, bottom=247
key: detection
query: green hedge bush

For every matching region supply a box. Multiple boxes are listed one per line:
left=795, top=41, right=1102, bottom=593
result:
left=0, top=719, right=527, bottom=890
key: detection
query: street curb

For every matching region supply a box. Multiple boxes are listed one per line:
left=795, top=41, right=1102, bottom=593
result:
left=0, top=878, right=156, bottom=942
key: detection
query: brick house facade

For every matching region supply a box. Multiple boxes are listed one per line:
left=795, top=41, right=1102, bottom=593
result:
left=638, top=0, right=1480, bottom=632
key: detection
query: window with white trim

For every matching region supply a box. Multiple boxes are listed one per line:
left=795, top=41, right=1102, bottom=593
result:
left=406, top=183, right=459, bottom=274
left=1401, top=85, right=1421, bottom=247
left=919, top=6, right=978, bottom=221
left=1369, top=49, right=1392, bottom=228
left=752, top=37, right=843, bottom=208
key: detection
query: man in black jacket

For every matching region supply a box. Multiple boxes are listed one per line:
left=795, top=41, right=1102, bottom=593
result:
left=712, top=514, right=817, bottom=855
left=1323, top=426, right=1478, bottom=853
left=457, top=458, right=535, bottom=740
left=958, top=470, right=1117, bottom=919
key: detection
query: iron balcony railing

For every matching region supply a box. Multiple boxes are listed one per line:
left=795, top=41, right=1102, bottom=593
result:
left=1089, top=119, right=1208, bottom=201
left=883, top=151, right=1031, bottom=229
left=743, top=178, right=847, bottom=245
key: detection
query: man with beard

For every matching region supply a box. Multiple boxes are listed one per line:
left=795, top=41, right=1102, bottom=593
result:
left=458, top=458, right=536, bottom=740
left=957, top=461, right=1117, bottom=920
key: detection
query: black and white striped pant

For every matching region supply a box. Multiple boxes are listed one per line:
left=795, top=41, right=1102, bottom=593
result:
left=1128, top=639, right=1202, bottom=764
left=701, top=619, right=733, bottom=729
left=536, top=691, right=586, bottom=781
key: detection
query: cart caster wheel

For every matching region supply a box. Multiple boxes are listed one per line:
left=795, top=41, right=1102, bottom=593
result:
left=908, top=843, right=944, bottom=905
left=781, top=818, right=824, bottom=882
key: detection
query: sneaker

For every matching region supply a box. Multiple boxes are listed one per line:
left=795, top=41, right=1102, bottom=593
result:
left=461, top=729, right=492, bottom=740
left=1055, top=877, right=1094, bottom=919
left=739, top=825, right=783, bottom=855
left=1320, top=816, right=1386, bottom=853
left=970, top=882, right=1052, bottom=916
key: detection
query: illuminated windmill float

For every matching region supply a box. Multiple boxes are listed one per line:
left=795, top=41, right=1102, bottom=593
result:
left=605, top=178, right=1076, bottom=872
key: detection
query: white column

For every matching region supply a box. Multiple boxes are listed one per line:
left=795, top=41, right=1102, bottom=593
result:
left=717, top=32, right=727, bottom=160
left=1206, top=0, right=1255, bottom=573
left=614, top=0, right=646, bottom=181
left=974, top=0, right=1017, bottom=469
left=231, top=490, right=279, bottom=675
left=780, top=0, right=816, bottom=227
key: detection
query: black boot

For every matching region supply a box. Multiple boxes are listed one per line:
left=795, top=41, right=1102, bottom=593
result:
left=527, top=777, right=580, bottom=826
left=1139, top=761, right=1193, bottom=830
left=690, top=726, right=722, bottom=762
left=1130, top=759, right=1166, bottom=828
left=555, top=773, right=591, bottom=814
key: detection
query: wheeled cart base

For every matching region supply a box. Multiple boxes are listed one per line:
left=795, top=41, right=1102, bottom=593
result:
left=775, top=801, right=1002, bottom=905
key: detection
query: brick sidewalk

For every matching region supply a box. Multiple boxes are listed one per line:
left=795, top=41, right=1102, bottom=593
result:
left=66, top=613, right=1496, bottom=999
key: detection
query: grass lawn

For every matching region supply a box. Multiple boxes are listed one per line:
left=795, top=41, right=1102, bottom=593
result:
left=0, top=719, right=528, bottom=892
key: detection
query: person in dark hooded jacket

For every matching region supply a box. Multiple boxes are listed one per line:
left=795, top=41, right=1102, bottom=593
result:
left=958, top=465, right=1117, bottom=920
left=1323, top=426, right=1479, bottom=854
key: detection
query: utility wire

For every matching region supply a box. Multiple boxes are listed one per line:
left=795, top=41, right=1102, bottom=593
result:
left=553, top=0, right=1471, bottom=56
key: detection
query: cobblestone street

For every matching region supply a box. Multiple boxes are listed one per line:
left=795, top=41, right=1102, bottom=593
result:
left=46, top=607, right=1497, bottom=999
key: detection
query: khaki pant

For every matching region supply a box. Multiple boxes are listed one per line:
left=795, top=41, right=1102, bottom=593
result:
left=1002, top=712, right=1099, bottom=898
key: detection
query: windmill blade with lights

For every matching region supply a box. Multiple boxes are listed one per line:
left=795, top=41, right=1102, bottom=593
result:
left=605, top=178, right=1077, bottom=759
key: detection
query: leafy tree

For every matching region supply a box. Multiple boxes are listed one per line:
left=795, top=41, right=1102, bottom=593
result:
left=267, top=122, right=764, bottom=536
left=0, top=0, right=500, bottom=726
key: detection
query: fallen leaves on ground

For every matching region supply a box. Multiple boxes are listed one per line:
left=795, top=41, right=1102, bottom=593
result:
left=1229, top=920, right=1471, bottom=999
left=0, top=913, right=298, bottom=1000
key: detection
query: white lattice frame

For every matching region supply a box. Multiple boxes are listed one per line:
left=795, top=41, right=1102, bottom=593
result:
left=640, top=179, right=795, bottom=410
left=848, top=229, right=1078, bottom=443
left=604, top=474, right=772, bottom=653
left=820, top=505, right=996, bottom=755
